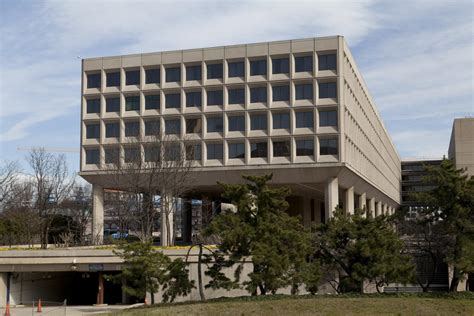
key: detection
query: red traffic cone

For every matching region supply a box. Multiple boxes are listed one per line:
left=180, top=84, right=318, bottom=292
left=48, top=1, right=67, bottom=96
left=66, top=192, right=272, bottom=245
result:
left=3, top=303, right=10, bottom=316
left=37, top=299, right=42, bottom=313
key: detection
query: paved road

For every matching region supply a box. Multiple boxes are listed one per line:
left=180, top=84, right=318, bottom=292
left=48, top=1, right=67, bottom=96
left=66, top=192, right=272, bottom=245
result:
left=1, top=304, right=142, bottom=316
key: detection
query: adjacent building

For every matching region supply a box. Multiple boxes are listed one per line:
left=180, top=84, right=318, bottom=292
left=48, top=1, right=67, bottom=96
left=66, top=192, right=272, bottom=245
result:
left=449, top=118, right=474, bottom=177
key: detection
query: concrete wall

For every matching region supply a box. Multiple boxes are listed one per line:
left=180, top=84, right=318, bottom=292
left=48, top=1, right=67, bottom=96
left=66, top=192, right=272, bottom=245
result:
left=449, top=118, right=474, bottom=177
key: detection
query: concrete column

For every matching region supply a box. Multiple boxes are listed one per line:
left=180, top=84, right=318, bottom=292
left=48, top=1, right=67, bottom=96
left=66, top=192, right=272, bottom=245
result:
left=382, top=204, right=387, bottom=216
left=160, top=192, right=175, bottom=247
left=182, top=199, right=193, bottom=244
left=325, top=177, right=339, bottom=221
left=376, top=201, right=382, bottom=217
left=369, top=198, right=375, bottom=218
left=344, top=187, right=354, bottom=215
left=92, top=184, right=104, bottom=245
left=358, top=192, right=366, bottom=216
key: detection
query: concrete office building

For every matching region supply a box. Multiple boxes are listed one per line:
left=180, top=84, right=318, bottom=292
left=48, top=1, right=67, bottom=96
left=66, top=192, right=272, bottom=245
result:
left=78, top=36, right=401, bottom=243
left=449, top=118, right=474, bottom=177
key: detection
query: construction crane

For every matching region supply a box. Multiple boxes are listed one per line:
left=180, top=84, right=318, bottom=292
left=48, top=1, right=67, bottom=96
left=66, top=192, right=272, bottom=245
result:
left=16, top=147, right=79, bottom=153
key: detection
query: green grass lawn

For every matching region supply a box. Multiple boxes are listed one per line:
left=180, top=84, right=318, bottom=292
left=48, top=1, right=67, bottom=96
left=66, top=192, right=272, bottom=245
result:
left=109, top=293, right=474, bottom=316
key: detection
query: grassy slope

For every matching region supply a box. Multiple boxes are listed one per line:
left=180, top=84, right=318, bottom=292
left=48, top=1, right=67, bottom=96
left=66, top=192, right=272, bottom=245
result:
left=110, top=294, right=474, bottom=316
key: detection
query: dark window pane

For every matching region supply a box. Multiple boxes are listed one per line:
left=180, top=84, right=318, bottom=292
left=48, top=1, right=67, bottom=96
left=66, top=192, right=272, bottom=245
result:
left=318, top=54, right=337, bottom=71
left=86, top=124, right=100, bottom=139
left=106, top=97, right=120, bottom=112
left=86, top=99, right=100, bottom=113
left=186, top=91, right=202, bottom=107
left=125, top=121, right=140, bottom=137
left=125, top=96, right=140, bottom=111
left=229, top=143, right=245, bottom=159
left=272, top=113, right=290, bottom=129
left=272, top=85, right=289, bottom=101
left=295, top=84, right=313, bottom=100
left=144, top=121, right=160, bottom=136
left=145, top=95, right=160, bottom=110
left=251, top=142, right=267, bottom=158
left=87, top=74, right=101, bottom=89
left=272, top=58, right=289, bottom=74
left=166, top=67, right=181, bottom=82
left=207, top=63, right=223, bottom=79
left=250, top=59, right=267, bottom=76
left=296, top=139, right=314, bottom=156
left=106, top=72, right=120, bottom=87
left=295, top=56, right=313, bottom=72
left=144, top=146, right=160, bottom=162
left=145, top=69, right=160, bottom=84
left=319, top=82, right=337, bottom=99
left=320, top=138, right=338, bottom=155
left=104, top=148, right=120, bottom=164
left=186, top=118, right=202, bottom=134
left=186, top=65, right=201, bottom=81
left=207, top=116, right=223, bottom=133
left=85, top=149, right=100, bottom=164
left=296, top=111, right=314, bottom=128
left=228, top=61, right=244, bottom=77
left=250, top=114, right=267, bottom=130
left=250, top=87, right=267, bottom=103
left=165, top=119, right=180, bottom=135
left=228, top=88, right=245, bottom=104
left=207, top=90, right=223, bottom=106
left=125, top=70, right=140, bottom=85
left=273, top=141, right=290, bottom=157
left=207, top=143, right=223, bottom=160
left=124, top=147, right=140, bottom=163
left=164, top=143, right=181, bottom=161
left=105, top=122, right=120, bottom=138
left=228, top=116, right=245, bottom=132
left=186, top=144, right=201, bottom=161
left=319, top=110, right=338, bottom=127
left=166, top=93, right=181, bottom=108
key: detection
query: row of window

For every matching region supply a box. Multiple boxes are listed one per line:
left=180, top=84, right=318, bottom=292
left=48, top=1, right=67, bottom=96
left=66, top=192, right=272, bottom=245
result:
left=84, top=138, right=338, bottom=164
left=86, top=54, right=337, bottom=88
left=85, top=82, right=336, bottom=113
left=85, top=110, right=338, bottom=139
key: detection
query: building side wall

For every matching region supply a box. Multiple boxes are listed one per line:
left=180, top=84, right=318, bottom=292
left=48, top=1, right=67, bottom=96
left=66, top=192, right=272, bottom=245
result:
left=449, top=118, right=474, bottom=177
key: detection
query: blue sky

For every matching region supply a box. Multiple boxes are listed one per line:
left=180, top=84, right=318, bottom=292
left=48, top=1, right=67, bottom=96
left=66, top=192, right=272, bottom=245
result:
left=0, top=0, right=473, bottom=175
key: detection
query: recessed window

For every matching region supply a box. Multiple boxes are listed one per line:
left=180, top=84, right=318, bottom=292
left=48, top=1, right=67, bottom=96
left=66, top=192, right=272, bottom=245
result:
left=105, top=122, right=120, bottom=138
left=319, top=82, right=337, bottom=99
left=272, top=112, right=290, bottom=129
left=228, top=88, right=245, bottom=104
left=87, top=74, right=101, bottom=89
left=251, top=142, right=267, bottom=158
left=272, top=58, right=289, bottom=74
left=295, top=55, right=313, bottom=73
left=144, top=146, right=160, bottom=162
left=124, top=121, right=140, bottom=137
left=295, top=83, right=313, bottom=100
left=145, top=69, right=160, bottom=84
left=250, top=87, right=267, bottom=103
left=319, top=110, right=338, bottom=127
left=86, top=124, right=100, bottom=139
left=207, top=90, right=223, bottom=106
left=105, top=97, right=120, bottom=112
left=186, top=91, right=202, bottom=107
left=272, top=85, right=289, bottom=102
left=125, top=70, right=140, bottom=86
left=166, top=67, right=181, bottom=83
left=144, top=120, right=160, bottom=136
left=85, top=149, right=100, bottom=164
left=186, top=143, right=201, bottom=161
left=250, top=59, right=267, bottom=76
left=207, top=116, right=223, bottom=133
left=207, top=63, right=223, bottom=79
left=228, top=115, right=245, bottom=132
left=86, top=99, right=100, bottom=114
left=228, top=61, right=244, bottom=77
left=296, top=139, right=314, bottom=156
left=106, top=72, right=120, bottom=87
left=124, top=147, right=140, bottom=163
left=250, top=114, right=267, bottom=131
left=273, top=140, right=290, bottom=157
left=104, top=148, right=120, bottom=164
left=207, top=143, right=223, bottom=160
left=320, top=138, right=338, bottom=155
left=164, top=143, right=181, bottom=161
left=228, top=142, right=245, bottom=159
left=145, top=95, right=160, bottom=110
left=318, top=54, right=337, bottom=71
left=296, top=111, right=314, bottom=128
left=125, top=96, right=140, bottom=111
left=186, top=65, right=201, bottom=81
left=166, top=93, right=181, bottom=109
left=165, top=119, right=181, bottom=135
left=186, top=118, right=202, bottom=134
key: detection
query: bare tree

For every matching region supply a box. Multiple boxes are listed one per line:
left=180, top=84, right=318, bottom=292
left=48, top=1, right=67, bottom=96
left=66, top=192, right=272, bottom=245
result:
left=0, top=160, right=20, bottom=206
